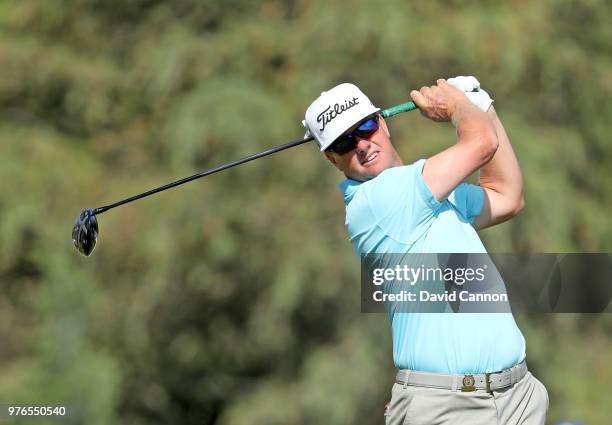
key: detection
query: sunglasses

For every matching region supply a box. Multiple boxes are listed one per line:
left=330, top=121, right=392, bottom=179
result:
left=325, top=115, right=380, bottom=154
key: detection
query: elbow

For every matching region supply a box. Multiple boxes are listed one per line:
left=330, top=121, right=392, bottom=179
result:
left=513, top=195, right=525, bottom=216
left=505, top=195, right=525, bottom=219
left=495, top=195, right=524, bottom=224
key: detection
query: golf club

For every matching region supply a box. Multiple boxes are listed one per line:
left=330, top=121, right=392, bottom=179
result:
left=72, top=100, right=418, bottom=256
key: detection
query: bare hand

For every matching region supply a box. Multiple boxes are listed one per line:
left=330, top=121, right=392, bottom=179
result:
left=410, top=79, right=471, bottom=122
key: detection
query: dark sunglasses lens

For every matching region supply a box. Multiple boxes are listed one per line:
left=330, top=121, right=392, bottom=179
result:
left=329, top=135, right=357, bottom=154
left=357, top=116, right=379, bottom=133
left=327, top=115, right=379, bottom=154
left=72, top=209, right=99, bottom=256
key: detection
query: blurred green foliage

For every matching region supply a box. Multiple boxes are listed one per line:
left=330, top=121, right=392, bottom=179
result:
left=0, top=0, right=610, bottom=424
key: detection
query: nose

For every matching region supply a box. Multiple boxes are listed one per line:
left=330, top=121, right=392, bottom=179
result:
left=355, top=138, right=370, bottom=154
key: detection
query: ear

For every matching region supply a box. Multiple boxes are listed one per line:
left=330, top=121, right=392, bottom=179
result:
left=324, top=151, right=337, bottom=165
left=324, top=151, right=343, bottom=171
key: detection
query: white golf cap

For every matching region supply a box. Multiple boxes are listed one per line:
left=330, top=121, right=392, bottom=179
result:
left=303, top=83, right=380, bottom=151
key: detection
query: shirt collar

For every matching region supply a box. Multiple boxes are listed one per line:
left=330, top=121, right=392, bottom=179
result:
left=338, top=178, right=362, bottom=205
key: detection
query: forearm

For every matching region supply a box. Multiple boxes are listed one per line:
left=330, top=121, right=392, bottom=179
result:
left=452, top=101, right=499, bottom=164
left=478, top=106, right=523, bottom=205
left=413, top=80, right=499, bottom=202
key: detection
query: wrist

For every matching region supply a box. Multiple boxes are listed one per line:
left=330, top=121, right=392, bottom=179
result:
left=450, top=99, right=477, bottom=126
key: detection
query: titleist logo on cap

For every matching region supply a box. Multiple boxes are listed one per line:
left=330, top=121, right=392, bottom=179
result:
left=317, top=96, right=360, bottom=131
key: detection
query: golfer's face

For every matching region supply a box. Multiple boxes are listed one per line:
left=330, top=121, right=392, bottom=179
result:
left=325, top=117, right=401, bottom=181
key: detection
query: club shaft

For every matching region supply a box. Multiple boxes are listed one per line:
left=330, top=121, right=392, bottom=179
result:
left=92, top=101, right=419, bottom=216
left=94, top=136, right=314, bottom=215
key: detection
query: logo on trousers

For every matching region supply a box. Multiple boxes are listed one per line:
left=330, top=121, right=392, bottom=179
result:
left=461, top=375, right=476, bottom=392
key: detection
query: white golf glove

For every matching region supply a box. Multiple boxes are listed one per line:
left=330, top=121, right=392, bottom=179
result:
left=447, top=76, right=493, bottom=112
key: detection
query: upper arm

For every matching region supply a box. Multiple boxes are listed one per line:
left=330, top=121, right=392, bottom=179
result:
left=446, top=182, right=524, bottom=230
left=473, top=187, right=525, bottom=230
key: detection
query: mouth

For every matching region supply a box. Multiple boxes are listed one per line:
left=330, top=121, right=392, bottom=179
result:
left=361, top=151, right=379, bottom=166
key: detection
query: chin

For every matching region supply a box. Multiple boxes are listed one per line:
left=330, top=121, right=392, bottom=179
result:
left=346, top=154, right=397, bottom=181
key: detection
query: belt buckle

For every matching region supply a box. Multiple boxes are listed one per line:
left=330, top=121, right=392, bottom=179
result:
left=461, top=375, right=476, bottom=392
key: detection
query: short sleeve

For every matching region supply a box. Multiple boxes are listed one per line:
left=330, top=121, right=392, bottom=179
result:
left=361, top=159, right=441, bottom=245
left=448, top=182, right=485, bottom=223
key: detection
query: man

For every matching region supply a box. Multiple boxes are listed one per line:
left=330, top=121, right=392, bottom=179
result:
left=303, top=77, right=549, bottom=424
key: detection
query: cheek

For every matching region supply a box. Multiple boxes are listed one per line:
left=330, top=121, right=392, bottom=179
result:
left=337, top=154, right=357, bottom=169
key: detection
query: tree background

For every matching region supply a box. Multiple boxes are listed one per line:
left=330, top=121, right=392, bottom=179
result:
left=1, top=0, right=610, bottom=424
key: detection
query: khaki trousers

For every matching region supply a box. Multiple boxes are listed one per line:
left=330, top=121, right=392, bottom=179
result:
left=384, top=371, right=549, bottom=425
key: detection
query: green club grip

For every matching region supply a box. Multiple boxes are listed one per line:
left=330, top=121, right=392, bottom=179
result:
left=381, top=101, right=418, bottom=119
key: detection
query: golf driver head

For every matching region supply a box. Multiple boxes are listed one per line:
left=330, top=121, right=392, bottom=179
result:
left=72, top=208, right=99, bottom=256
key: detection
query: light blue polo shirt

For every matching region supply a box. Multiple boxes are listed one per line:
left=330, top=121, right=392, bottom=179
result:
left=340, top=159, right=526, bottom=374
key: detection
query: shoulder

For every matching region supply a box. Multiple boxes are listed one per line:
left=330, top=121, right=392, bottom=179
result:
left=367, top=160, right=441, bottom=212
left=363, top=161, right=425, bottom=193
left=355, top=160, right=439, bottom=219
